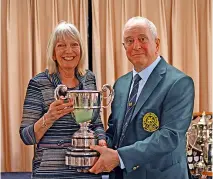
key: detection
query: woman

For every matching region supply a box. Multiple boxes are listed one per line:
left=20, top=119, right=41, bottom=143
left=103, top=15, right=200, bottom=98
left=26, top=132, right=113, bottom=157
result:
left=20, top=22, right=106, bottom=179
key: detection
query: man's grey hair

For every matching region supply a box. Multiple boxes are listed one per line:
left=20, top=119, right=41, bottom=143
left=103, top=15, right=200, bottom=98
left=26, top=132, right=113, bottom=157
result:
left=123, top=16, right=158, bottom=39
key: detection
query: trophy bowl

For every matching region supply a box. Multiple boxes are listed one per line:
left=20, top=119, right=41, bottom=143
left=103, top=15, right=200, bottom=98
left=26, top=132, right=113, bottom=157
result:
left=54, top=84, right=114, bottom=172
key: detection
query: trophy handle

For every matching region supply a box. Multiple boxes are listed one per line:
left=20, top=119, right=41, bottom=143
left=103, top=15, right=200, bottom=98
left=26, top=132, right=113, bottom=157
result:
left=101, top=84, right=114, bottom=108
left=54, top=84, right=68, bottom=100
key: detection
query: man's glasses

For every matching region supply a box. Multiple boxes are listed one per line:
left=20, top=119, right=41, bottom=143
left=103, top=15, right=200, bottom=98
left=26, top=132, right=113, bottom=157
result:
left=123, top=35, right=149, bottom=47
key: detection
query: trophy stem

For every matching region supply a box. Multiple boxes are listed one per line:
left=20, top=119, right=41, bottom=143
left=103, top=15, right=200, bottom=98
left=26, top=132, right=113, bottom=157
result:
left=65, top=121, right=99, bottom=172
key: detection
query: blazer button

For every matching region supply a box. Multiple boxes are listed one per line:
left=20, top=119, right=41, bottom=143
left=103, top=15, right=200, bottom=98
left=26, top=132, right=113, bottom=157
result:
left=133, top=166, right=137, bottom=170
left=114, top=145, right=117, bottom=149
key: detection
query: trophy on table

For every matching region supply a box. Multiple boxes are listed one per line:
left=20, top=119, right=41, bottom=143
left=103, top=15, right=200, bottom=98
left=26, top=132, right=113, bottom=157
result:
left=54, top=84, right=114, bottom=172
left=187, top=112, right=212, bottom=178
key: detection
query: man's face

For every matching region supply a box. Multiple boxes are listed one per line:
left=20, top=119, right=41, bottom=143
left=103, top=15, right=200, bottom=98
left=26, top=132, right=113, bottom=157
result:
left=123, top=22, right=160, bottom=72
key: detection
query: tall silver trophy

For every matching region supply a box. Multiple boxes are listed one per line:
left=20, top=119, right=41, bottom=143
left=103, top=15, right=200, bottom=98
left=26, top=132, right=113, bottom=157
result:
left=187, top=112, right=212, bottom=178
left=54, top=84, right=114, bottom=172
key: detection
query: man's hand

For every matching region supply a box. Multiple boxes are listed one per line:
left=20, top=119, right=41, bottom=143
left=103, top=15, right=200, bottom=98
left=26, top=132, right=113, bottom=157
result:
left=98, top=139, right=107, bottom=147
left=89, top=145, right=120, bottom=174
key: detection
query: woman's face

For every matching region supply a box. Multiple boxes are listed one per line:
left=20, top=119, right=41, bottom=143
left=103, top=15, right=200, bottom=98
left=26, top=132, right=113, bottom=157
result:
left=54, top=35, right=81, bottom=72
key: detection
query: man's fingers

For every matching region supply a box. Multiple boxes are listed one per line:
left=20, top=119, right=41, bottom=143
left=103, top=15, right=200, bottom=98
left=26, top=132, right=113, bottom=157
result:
left=98, top=139, right=107, bottom=147
left=90, top=145, right=103, bottom=153
left=89, top=159, right=103, bottom=174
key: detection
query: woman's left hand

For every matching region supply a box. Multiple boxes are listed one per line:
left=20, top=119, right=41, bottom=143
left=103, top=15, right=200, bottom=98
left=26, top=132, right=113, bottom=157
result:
left=45, top=98, right=74, bottom=124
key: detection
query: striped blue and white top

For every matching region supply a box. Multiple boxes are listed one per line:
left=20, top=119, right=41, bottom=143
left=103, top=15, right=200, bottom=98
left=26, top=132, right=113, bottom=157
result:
left=20, top=69, right=106, bottom=179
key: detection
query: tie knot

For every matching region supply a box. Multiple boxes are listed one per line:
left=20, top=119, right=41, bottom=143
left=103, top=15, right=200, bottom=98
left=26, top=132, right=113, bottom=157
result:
left=134, top=74, right=142, bottom=84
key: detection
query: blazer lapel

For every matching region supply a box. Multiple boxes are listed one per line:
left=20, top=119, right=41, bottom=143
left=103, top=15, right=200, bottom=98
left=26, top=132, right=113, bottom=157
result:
left=130, top=58, right=167, bottom=122
left=116, top=72, right=133, bottom=139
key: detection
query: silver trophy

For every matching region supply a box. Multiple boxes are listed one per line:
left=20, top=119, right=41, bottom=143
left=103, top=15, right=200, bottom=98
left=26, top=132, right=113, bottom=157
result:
left=54, top=84, right=114, bottom=172
left=187, top=112, right=212, bottom=178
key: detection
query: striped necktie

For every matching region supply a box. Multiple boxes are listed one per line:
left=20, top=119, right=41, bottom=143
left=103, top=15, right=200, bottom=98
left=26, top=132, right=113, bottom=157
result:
left=119, top=74, right=142, bottom=146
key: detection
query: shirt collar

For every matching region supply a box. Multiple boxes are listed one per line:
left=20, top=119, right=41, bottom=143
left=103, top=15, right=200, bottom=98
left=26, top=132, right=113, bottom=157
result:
left=132, top=56, right=161, bottom=82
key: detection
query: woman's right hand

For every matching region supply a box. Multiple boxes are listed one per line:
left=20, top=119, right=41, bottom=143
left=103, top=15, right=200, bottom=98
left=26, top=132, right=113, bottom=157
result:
left=45, top=98, right=74, bottom=123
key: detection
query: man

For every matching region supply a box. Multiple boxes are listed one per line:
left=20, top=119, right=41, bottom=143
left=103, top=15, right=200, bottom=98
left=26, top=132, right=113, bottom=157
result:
left=89, top=16, right=194, bottom=179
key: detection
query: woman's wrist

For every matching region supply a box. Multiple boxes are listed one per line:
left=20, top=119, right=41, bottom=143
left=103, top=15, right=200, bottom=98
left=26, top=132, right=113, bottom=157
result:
left=41, top=113, right=54, bottom=128
left=41, top=114, right=47, bottom=128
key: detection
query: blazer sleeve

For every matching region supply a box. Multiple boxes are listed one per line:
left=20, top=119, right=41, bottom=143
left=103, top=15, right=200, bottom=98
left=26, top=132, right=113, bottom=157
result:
left=117, top=76, right=195, bottom=173
left=19, top=79, right=44, bottom=145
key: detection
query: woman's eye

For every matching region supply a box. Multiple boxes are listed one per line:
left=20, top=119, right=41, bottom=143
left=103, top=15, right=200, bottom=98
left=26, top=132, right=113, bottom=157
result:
left=57, top=44, right=65, bottom=47
left=72, top=43, right=79, bottom=47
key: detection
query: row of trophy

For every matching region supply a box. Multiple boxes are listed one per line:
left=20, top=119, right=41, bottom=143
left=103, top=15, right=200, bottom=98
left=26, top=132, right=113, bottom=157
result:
left=54, top=84, right=114, bottom=172
left=187, top=112, right=212, bottom=178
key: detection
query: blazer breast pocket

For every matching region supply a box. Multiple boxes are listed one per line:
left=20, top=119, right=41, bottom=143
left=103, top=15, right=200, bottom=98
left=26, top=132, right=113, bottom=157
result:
left=136, top=108, right=161, bottom=134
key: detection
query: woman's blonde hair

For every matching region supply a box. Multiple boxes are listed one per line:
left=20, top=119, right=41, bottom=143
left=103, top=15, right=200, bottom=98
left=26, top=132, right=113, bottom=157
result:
left=47, top=21, right=85, bottom=75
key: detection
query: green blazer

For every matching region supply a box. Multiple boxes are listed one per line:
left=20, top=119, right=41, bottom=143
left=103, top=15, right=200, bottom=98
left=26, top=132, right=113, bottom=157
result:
left=106, top=57, right=195, bottom=179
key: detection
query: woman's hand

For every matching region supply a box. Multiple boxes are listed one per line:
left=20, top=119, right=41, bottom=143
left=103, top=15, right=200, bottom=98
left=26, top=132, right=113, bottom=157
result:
left=34, top=98, right=74, bottom=142
left=45, top=98, right=74, bottom=123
